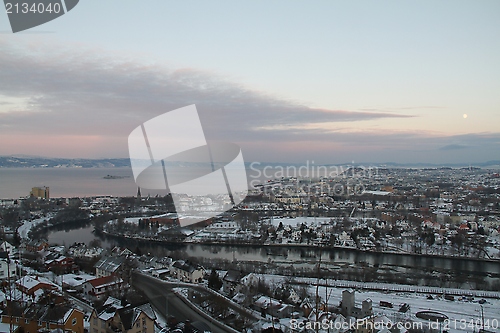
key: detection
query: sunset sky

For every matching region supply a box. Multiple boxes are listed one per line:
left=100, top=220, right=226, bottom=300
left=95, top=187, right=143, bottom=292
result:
left=1, top=0, right=499, bottom=164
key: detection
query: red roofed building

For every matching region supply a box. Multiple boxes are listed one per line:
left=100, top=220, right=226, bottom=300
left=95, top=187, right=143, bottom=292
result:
left=82, top=275, right=124, bottom=301
left=459, top=223, right=470, bottom=231
left=144, top=217, right=178, bottom=226
left=15, top=275, right=58, bottom=297
left=45, top=256, right=78, bottom=274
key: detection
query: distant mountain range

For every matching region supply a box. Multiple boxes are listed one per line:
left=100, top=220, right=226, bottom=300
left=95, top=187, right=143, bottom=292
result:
left=1, top=155, right=500, bottom=169
left=0, top=156, right=131, bottom=168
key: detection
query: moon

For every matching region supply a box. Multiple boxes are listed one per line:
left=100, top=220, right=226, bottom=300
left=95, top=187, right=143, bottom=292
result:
left=463, top=114, right=468, bottom=119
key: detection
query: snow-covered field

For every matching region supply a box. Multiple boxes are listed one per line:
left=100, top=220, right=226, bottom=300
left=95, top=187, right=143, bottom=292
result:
left=314, top=287, right=499, bottom=333
left=259, top=274, right=499, bottom=333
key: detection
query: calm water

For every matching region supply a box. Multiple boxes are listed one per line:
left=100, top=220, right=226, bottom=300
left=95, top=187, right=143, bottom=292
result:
left=0, top=167, right=138, bottom=199
left=0, top=166, right=272, bottom=199
left=48, top=224, right=500, bottom=278
left=48, top=225, right=115, bottom=248
left=12, top=167, right=500, bottom=285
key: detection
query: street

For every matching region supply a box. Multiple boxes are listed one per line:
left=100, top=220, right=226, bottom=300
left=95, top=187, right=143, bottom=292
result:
left=132, top=272, right=238, bottom=333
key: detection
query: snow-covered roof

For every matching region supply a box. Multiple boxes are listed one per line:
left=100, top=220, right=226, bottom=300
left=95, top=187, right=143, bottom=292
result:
left=87, top=275, right=123, bottom=288
left=61, top=273, right=95, bottom=287
left=16, top=275, right=58, bottom=291
left=94, top=256, right=125, bottom=273
left=98, top=310, right=116, bottom=321
left=255, top=295, right=283, bottom=309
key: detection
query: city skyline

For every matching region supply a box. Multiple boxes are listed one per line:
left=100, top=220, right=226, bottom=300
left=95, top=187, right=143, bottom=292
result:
left=1, top=1, right=499, bottom=164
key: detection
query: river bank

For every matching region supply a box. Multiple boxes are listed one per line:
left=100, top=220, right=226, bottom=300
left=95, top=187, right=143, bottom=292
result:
left=43, top=223, right=500, bottom=290
left=95, top=228, right=500, bottom=265
left=27, top=214, right=498, bottom=291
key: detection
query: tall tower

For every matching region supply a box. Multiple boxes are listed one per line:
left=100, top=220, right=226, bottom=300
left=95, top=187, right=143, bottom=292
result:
left=136, top=187, right=142, bottom=200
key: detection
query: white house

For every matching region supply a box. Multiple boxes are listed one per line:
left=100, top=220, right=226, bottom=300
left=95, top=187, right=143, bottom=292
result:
left=0, top=252, right=16, bottom=280
left=94, top=256, right=125, bottom=278
left=0, top=241, right=15, bottom=254
left=170, top=260, right=204, bottom=283
left=82, top=275, right=124, bottom=301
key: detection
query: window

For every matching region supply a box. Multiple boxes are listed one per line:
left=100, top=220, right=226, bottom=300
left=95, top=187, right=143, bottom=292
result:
left=72, top=318, right=77, bottom=326
left=25, top=319, right=29, bottom=324
left=136, top=322, right=140, bottom=328
left=93, top=318, right=97, bottom=325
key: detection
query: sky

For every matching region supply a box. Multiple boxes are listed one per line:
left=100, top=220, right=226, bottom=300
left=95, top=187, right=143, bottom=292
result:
left=0, top=0, right=499, bottom=164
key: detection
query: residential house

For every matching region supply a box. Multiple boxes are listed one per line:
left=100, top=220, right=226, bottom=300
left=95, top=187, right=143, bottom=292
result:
left=68, top=243, right=104, bottom=259
left=83, top=275, right=125, bottom=302
left=89, top=302, right=156, bottom=333
left=0, top=241, right=15, bottom=254
left=0, top=252, right=16, bottom=280
left=300, top=298, right=314, bottom=317
left=45, top=256, right=79, bottom=274
left=222, top=270, right=244, bottom=296
left=25, top=240, right=49, bottom=252
left=253, top=295, right=293, bottom=319
left=154, top=257, right=172, bottom=269
left=61, top=273, right=96, bottom=291
left=231, top=293, right=246, bottom=305
left=1, top=301, right=84, bottom=333
left=94, top=256, right=125, bottom=278
left=151, top=269, right=169, bottom=279
left=110, top=247, right=134, bottom=257
left=170, top=260, right=204, bottom=283
left=240, top=273, right=260, bottom=292
left=287, top=288, right=301, bottom=305
left=15, top=275, right=58, bottom=299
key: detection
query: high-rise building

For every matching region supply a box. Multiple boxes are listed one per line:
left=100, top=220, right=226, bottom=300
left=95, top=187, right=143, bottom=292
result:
left=30, top=186, right=50, bottom=199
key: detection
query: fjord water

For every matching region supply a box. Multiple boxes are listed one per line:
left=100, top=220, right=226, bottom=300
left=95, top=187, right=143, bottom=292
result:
left=0, top=167, right=138, bottom=199
left=0, top=165, right=278, bottom=199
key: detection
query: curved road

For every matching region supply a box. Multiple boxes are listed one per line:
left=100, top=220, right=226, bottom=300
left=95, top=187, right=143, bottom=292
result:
left=131, top=272, right=239, bottom=333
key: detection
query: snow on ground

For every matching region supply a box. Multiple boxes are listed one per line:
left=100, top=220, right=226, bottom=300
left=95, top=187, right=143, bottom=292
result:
left=270, top=217, right=333, bottom=227
left=314, top=286, right=499, bottom=333
left=153, top=309, right=167, bottom=332
left=256, top=273, right=500, bottom=333
left=18, top=216, right=51, bottom=239
left=261, top=274, right=499, bottom=298
left=123, top=217, right=142, bottom=225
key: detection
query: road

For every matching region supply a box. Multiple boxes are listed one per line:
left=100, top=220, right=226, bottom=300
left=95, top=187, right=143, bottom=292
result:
left=131, top=272, right=238, bottom=333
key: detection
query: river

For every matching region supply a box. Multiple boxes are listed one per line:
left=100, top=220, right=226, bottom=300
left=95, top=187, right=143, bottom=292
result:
left=47, top=222, right=500, bottom=289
